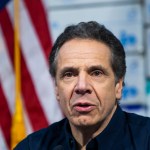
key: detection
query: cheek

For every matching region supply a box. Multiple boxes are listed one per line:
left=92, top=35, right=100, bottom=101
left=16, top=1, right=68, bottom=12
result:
left=57, top=90, right=69, bottom=114
left=57, top=81, right=75, bottom=100
left=60, top=85, right=72, bottom=98
left=95, top=83, right=116, bottom=104
left=56, top=86, right=72, bottom=110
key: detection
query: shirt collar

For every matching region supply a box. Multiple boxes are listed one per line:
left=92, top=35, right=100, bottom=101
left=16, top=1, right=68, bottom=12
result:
left=94, top=105, right=125, bottom=149
left=64, top=119, right=77, bottom=150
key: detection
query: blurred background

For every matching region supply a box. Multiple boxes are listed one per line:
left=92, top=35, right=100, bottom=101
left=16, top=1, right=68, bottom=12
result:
left=0, top=0, right=150, bottom=149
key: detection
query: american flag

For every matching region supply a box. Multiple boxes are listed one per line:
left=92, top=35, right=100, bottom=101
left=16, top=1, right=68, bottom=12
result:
left=0, top=0, right=63, bottom=149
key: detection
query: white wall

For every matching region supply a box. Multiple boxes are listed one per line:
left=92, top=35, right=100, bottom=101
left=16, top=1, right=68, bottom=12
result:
left=45, top=0, right=150, bottom=116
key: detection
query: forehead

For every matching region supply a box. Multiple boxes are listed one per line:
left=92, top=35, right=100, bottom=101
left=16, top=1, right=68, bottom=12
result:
left=57, top=39, right=112, bottom=68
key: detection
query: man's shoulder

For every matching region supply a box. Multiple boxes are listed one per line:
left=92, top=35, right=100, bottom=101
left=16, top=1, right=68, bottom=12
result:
left=122, top=111, right=150, bottom=149
left=124, top=111, right=150, bottom=131
left=30, top=117, right=67, bottom=138
left=14, top=118, right=67, bottom=150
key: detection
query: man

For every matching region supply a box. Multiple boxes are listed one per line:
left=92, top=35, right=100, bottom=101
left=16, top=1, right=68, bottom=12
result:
left=14, top=21, right=150, bottom=150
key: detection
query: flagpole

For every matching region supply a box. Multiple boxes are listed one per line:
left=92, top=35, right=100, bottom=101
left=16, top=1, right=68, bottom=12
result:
left=11, top=0, right=26, bottom=149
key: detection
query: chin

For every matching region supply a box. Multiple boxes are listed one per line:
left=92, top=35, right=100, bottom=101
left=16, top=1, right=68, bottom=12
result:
left=71, top=116, right=96, bottom=127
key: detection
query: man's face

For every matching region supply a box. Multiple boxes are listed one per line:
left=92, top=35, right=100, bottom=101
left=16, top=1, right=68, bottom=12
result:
left=55, top=39, right=123, bottom=129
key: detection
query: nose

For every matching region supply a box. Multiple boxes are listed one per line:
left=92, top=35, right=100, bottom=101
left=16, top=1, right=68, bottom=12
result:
left=74, top=72, right=92, bottom=95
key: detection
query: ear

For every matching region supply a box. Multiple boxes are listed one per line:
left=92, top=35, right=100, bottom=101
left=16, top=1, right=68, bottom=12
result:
left=115, top=78, right=124, bottom=100
left=55, top=85, right=60, bottom=102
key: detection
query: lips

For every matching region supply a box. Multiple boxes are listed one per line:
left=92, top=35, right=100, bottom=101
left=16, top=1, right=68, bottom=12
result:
left=73, top=102, right=96, bottom=113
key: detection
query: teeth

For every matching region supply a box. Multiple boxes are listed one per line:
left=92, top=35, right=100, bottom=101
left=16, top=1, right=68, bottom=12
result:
left=79, top=104, right=90, bottom=106
left=82, top=105, right=89, bottom=107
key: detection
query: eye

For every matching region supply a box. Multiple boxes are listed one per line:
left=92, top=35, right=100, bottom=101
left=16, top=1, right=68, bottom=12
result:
left=64, top=72, right=74, bottom=78
left=91, top=70, right=103, bottom=76
left=60, top=68, right=78, bottom=79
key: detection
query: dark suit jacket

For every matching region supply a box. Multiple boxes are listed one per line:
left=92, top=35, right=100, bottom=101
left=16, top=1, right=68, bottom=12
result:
left=14, top=106, right=150, bottom=150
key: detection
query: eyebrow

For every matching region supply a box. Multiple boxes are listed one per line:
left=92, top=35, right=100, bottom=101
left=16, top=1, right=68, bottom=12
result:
left=58, top=65, right=109, bottom=77
left=87, top=65, right=109, bottom=76
left=58, top=66, right=79, bottom=77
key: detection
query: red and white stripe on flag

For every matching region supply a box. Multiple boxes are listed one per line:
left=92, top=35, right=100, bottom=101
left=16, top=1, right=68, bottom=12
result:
left=0, top=0, right=63, bottom=149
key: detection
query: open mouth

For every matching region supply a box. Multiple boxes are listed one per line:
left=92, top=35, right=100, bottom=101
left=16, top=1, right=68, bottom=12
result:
left=73, top=102, right=95, bottom=113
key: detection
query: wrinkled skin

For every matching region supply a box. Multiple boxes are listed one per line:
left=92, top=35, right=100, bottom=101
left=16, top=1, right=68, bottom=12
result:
left=55, top=39, right=123, bottom=137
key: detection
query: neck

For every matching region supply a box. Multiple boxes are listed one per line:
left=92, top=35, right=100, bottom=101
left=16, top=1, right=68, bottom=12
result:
left=70, top=105, right=117, bottom=149
left=70, top=122, right=103, bottom=149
